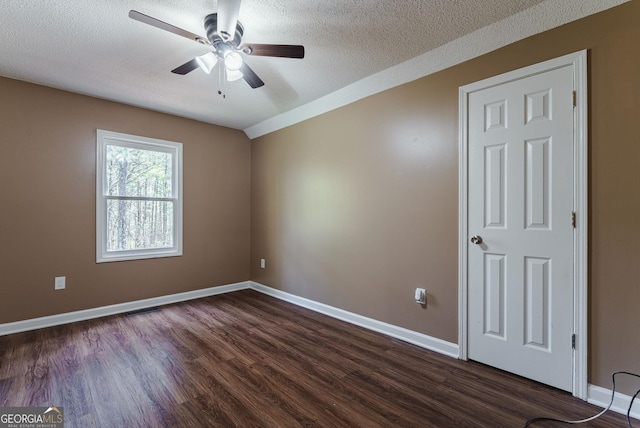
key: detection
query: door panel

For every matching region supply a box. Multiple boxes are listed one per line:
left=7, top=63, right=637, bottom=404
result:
left=467, top=65, right=574, bottom=391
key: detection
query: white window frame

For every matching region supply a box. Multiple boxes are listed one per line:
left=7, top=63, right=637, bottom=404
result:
left=96, top=129, right=183, bottom=263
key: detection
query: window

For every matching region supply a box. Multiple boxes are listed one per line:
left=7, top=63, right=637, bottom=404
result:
left=96, top=130, right=182, bottom=263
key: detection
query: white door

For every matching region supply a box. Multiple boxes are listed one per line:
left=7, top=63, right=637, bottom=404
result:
left=467, top=65, right=575, bottom=391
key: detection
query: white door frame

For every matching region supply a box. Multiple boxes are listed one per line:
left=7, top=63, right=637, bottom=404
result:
left=458, top=50, right=588, bottom=399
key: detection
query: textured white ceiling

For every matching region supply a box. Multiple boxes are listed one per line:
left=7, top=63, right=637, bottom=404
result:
left=0, top=0, right=628, bottom=134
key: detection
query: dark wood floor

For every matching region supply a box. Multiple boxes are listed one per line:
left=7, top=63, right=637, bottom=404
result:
left=0, top=290, right=631, bottom=427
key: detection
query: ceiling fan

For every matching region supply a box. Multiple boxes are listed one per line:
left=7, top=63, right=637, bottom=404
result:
left=129, top=0, right=305, bottom=92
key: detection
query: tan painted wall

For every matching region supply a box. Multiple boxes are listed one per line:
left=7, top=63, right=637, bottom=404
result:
left=0, top=78, right=251, bottom=324
left=251, top=1, right=640, bottom=392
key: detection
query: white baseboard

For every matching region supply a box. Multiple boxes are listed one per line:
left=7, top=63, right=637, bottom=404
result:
left=0, top=281, right=250, bottom=336
left=248, top=281, right=459, bottom=358
left=588, top=383, right=640, bottom=420
left=9, top=280, right=636, bottom=421
left=1, top=279, right=458, bottom=360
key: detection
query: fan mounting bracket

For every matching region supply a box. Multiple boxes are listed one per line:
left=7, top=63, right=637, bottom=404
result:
left=204, top=13, right=244, bottom=47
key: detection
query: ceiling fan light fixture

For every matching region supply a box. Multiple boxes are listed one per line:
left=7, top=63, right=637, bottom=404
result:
left=128, top=1, right=304, bottom=91
left=224, top=51, right=243, bottom=71
left=195, top=52, right=217, bottom=74
left=226, top=69, right=243, bottom=81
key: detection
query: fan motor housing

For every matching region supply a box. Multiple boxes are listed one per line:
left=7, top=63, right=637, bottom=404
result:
left=204, top=13, right=244, bottom=47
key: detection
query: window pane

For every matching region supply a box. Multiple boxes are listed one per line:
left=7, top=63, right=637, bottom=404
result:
left=106, top=145, right=173, bottom=198
left=106, top=199, right=174, bottom=251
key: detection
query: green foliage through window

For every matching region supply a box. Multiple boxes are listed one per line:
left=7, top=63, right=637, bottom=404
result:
left=105, top=145, right=174, bottom=252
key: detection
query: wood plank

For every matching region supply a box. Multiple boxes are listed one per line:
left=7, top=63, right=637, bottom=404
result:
left=0, top=290, right=633, bottom=427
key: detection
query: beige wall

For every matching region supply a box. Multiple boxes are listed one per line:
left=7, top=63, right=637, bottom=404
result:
left=251, top=1, right=640, bottom=392
left=0, top=78, right=251, bottom=324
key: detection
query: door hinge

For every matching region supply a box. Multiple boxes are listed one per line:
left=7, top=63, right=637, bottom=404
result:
left=572, top=334, right=576, bottom=349
left=572, top=90, right=577, bottom=108
left=571, top=211, right=576, bottom=228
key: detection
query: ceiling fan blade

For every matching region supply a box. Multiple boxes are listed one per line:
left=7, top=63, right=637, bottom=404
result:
left=129, top=10, right=210, bottom=45
left=239, top=44, right=305, bottom=59
left=171, top=59, right=200, bottom=75
left=216, top=0, right=241, bottom=41
left=239, top=62, right=264, bottom=88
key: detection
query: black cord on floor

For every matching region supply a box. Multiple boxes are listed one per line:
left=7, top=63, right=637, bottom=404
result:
left=524, top=371, right=640, bottom=427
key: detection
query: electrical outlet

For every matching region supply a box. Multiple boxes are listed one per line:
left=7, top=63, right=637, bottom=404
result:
left=414, top=288, right=426, bottom=305
left=260, top=258, right=266, bottom=269
left=54, top=276, right=66, bottom=290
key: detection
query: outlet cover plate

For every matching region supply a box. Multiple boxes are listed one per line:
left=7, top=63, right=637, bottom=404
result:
left=55, top=276, right=66, bottom=290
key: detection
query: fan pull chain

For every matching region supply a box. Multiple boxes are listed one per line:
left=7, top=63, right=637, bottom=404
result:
left=218, top=59, right=226, bottom=99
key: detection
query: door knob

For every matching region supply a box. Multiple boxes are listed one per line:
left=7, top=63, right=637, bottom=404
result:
left=470, top=235, right=483, bottom=245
